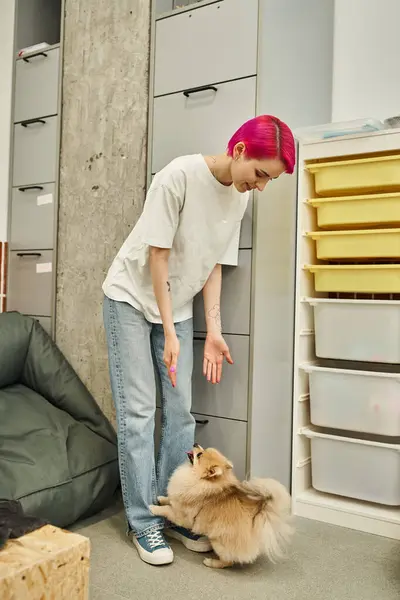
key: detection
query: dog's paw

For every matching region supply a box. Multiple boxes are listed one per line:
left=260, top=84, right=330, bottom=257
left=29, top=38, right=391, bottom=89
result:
left=203, top=558, right=232, bottom=569
left=157, top=496, right=170, bottom=506
left=203, top=558, right=215, bottom=568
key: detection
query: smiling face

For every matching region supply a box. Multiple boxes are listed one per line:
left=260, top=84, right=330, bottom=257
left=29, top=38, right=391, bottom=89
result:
left=230, top=142, right=286, bottom=193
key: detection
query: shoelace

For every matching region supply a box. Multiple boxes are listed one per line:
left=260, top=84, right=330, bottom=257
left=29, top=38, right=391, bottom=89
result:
left=147, top=530, right=166, bottom=550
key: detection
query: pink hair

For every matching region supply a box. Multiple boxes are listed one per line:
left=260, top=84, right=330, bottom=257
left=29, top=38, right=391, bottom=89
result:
left=227, top=115, right=296, bottom=175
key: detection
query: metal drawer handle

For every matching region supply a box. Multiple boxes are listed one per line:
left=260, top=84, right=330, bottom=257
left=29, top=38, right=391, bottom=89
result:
left=195, top=419, right=209, bottom=425
left=193, top=335, right=206, bottom=341
left=21, top=118, right=46, bottom=128
left=183, top=85, right=218, bottom=98
left=18, top=185, right=44, bottom=192
left=16, top=252, right=42, bottom=257
left=22, top=51, right=48, bottom=63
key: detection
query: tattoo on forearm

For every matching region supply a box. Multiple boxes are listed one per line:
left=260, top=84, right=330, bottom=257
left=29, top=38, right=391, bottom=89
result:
left=208, top=304, right=222, bottom=331
left=167, top=281, right=171, bottom=292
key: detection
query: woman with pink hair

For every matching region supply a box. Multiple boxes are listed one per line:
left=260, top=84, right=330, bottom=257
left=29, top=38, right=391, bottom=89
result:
left=102, top=115, right=295, bottom=566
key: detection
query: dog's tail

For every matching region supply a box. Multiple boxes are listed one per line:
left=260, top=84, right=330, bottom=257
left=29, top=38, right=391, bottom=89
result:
left=242, top=478, right=293, bottom=562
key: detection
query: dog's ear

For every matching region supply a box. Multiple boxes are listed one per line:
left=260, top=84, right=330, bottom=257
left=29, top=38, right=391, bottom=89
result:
left=206, top=466, right=223, bottom=478
left=226, top=461, right=233, bottom=470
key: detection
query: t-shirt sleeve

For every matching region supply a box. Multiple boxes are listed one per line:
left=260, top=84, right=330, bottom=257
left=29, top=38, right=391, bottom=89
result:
left=218, top=222, right=241, bottom=267
left=141, top=179, right=184, bottom=249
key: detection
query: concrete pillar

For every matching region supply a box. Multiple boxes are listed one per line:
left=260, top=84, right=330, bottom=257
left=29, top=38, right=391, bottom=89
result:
left=56, top=0, right=151, bottom=424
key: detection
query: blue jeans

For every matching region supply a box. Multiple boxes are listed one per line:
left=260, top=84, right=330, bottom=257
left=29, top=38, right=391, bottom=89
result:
left=103, top=296, right=195, bottom=537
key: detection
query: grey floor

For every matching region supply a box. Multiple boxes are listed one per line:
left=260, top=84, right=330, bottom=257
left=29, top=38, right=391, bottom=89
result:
left=74, top=499, right=400, bottom=600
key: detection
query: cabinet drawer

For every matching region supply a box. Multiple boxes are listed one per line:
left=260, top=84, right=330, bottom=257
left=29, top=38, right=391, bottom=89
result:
left=155, top=333, right=249, bottom=420
left=155, top=409, right=248, bottom=480
left=192, top=413, right=247, bottom=480
left=152, top=77, right=256, bottom=173
left=32, top=316, right=52, bottom=336
left=193, top=249, right=252, bottom=335
left=155, top=0, right=173, bottom=15
left=154, top=0, right=258, bottom=96
left=13, top=116, right=58, bottom=187
left=192, top=333, right=249, bottom=421
left=240, top=195, right=253, bottom=249
left=8, top=250, right=53, bottom=316
left=14, top=48, right=60, bottom=123
left=10, top=184, right=55, bottom=250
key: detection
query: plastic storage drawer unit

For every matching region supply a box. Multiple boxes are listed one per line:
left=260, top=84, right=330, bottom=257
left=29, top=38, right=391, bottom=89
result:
left=305, top=298, right=400, bottom=363
left=302, top=428, right=400, bottom=506
left=307, top=228, right=400, bottom=260
left=307, top=192, right=400, bottom=230
left=306, top=264, right=400, bottom=294
left=306, top=154, right=400, bottom=197
left=302, top=364, right=400, bottom=436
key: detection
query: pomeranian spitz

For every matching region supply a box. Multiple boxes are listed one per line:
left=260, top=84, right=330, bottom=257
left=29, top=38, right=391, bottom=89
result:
left=150, top=444, right=293, bottom=569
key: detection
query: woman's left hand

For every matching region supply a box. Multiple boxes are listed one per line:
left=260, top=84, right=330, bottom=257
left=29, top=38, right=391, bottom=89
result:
left=203, top=333, right=234, bottom=384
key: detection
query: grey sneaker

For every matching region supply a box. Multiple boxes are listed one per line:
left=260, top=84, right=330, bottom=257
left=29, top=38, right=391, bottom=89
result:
left=131, top=530, right=174, bottom=565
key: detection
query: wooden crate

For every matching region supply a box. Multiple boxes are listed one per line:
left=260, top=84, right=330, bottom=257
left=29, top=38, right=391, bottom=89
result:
left=0, top=525, right=90, bottom=600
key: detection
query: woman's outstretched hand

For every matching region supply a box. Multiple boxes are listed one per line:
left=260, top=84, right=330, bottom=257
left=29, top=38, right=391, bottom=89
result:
left=203, top=333, right=234, bottom=384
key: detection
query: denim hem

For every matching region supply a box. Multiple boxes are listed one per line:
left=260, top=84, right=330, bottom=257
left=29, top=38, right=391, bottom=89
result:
left=128, top=523, right=165, bottom=539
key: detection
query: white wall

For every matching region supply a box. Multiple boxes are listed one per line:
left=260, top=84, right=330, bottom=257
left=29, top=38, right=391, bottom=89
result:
left=0, top=1, right=15, bottom=241
left=332, top=0, right=400, bottom=122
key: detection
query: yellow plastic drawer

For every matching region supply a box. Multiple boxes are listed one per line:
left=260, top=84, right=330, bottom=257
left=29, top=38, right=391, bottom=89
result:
left=307, top=228, right=400, bottom=260
left=306, top=264, right=400, bottom=293
left=307, top=192, right=400, bottom=229
left=306, top=155, right=400, bottom=197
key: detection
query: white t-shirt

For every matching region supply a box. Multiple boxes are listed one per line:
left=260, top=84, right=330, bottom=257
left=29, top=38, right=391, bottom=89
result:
left=102, top=154, right=249, bottom=323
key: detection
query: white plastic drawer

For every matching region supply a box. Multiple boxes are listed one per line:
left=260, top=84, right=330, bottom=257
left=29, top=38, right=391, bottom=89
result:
left=303, top=364, right=400, bottom=437
left=154, top=0, right=258, bottom=96
left=306, top=298, right=400, bottom=363
left=7, top=250, right=53, bottom=316
left=193, top=249, right=252, bottom=335
left=10, top=184, right=55, bottom=250
left=14, top=47, right=59, bottom=123
left=192, top=333, right=249, bottom=421
left=303, top=428, right=400, bottom=506
left=152, top=77, right=256, bottom=172
left=13, top=116, right=58, bottom=187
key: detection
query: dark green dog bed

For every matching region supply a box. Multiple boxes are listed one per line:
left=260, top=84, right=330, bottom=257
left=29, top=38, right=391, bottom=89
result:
left=0, top=312, right=119, bottom=527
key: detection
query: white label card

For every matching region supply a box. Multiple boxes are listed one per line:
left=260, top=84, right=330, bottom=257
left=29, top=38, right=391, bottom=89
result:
left=36, top=262, right=52, bottom=274
left=37, top=193, right=53, bottom=206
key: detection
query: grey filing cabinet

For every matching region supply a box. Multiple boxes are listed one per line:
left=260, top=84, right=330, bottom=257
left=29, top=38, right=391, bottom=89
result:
left=150, top=0, right=334, bottom=484
left=7, top=1, right=63, bottom=338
